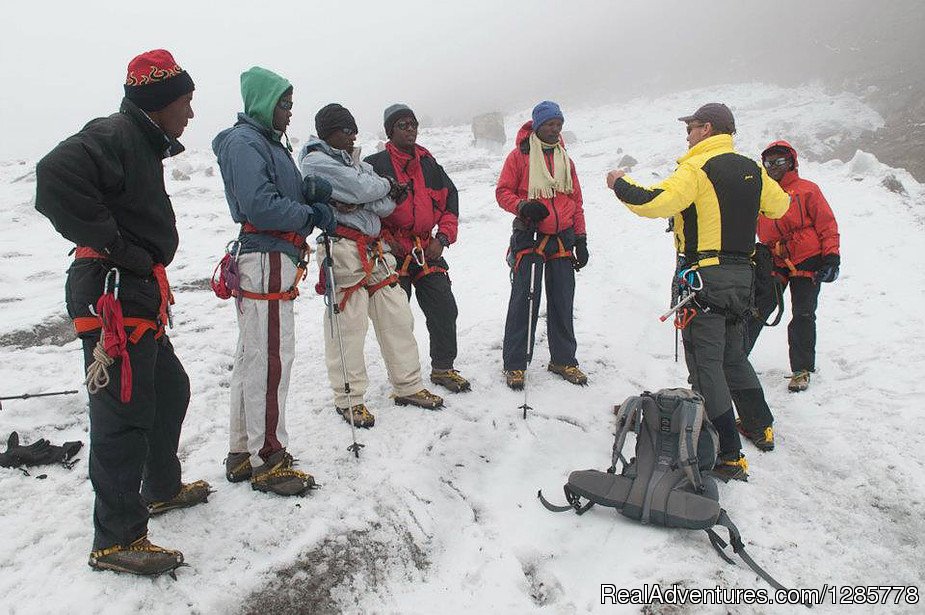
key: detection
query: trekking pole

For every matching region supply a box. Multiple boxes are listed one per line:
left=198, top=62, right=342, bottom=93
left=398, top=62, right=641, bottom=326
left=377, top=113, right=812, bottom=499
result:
left=658, top=292, right=696, bottom=322
left=321, top=233, right=364, bottom=458
left=0, top=390, right=79, bottom=411
left=519, top=231, right=540, bottom=420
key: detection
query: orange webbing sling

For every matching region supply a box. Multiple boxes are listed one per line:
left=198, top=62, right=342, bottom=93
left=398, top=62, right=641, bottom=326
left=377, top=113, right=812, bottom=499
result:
left=329, top=225, right=399, bottom=311
left=513, top=234, right=573, bottom=271
left=234, top=223, right=309, bottom=301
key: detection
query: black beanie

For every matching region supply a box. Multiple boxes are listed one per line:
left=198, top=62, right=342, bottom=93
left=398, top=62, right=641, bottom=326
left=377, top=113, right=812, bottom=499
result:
left=315, top=103, right=358, bottom=140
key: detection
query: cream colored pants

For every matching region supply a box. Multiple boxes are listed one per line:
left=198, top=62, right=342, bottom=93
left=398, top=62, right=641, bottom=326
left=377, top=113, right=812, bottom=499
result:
left=320, top=238, right=423, bottom=408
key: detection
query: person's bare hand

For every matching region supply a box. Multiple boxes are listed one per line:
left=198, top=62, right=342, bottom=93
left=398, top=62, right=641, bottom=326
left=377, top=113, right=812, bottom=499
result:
left=424, top=238, right=444, bottom=261
left=332, top=200, right=360, bottom=213
left=606, top=169, right=626, bottom=189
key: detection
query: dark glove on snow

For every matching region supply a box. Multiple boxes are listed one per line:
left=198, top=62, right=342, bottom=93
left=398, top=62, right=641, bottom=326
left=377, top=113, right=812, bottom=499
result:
left=817, top=254, right=840, bottom=283
left=573, top=235, right=589, bottom=271
left=518, top=200, right=549, bottom=223
left=309, top=201, right=337, bottom=235
left=302, top=175, right=333, bottom=204
left=0, top=432, right=83, bottom=469
left=104, top=236, right=154, bottom=277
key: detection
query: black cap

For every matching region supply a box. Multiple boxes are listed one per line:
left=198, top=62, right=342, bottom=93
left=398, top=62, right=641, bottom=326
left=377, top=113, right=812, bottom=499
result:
left=315, top=103, right=358, bottom=140
left=678, top=103, right=735, bottom=134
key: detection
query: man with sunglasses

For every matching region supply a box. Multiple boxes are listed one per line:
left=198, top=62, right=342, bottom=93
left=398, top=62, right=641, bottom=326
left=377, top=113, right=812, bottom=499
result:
left=365, top=104, right=470, bottom=394
left=299, top=103, right=444, bottom=430
left=213, top=67, right=332, bottom=497
left=747, top=141, right=841, bottom=393
left=606, top=103, right=790, bottom=480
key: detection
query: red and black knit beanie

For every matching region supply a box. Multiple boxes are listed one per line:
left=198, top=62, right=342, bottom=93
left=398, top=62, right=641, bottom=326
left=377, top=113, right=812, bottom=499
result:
left=124, top=49, right=195, bottom=112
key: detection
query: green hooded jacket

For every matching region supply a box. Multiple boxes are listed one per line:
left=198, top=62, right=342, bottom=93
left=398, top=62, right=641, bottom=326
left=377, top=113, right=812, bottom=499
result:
left=240, top=66, right=292, bottom=141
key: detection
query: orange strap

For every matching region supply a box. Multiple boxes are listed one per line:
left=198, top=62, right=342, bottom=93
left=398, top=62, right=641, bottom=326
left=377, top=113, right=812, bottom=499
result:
left=241, top=222, right=306, bottom=250
left=773, top=242, right=815, bottom=279
left=331, top=227, right=398, bottom=311
left=232, top=259, right=306, bottom=302
left=73, top=316, right=161, bottom=344
left=513, top=235, right=572, bottom=270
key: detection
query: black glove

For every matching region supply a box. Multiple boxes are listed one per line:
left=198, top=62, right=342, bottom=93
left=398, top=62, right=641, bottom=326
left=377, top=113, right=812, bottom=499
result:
left=386, top=177, right=409, bottom=203
left=302, top=175, right=333, bottom=204
left=817, top=253, right=840, bottom=283
left=309, top=201, right=337, bottom=235
left=518, top=200, right=549, bottom=223
left=104, top=236, right=153, bottom=277
left=0, top=432, right=83, bottom=469
left=573, top=235, right=589, bottom=271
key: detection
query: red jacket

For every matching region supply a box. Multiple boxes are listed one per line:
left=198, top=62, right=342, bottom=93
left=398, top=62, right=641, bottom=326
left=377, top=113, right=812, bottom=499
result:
left=757, top=141, right=839, bottom=270
left=365, top=143, right=459, bottom=257
left=496, top=121, right=586, bottom=236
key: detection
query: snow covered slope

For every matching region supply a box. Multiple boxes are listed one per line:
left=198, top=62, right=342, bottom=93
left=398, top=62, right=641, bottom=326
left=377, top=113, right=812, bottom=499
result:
left=1, top=83, right=922, bottom=614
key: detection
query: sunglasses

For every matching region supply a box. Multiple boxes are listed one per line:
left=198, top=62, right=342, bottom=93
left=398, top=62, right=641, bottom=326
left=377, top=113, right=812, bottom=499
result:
left=339, top=127, right=357, bottom=136
left=395, top=119, right=419, bottom=132
left=277, top=99, right=293, bottom=111
left=686, top=123, right=704, bottom=135
left=763, top=157, right=790, bottom=170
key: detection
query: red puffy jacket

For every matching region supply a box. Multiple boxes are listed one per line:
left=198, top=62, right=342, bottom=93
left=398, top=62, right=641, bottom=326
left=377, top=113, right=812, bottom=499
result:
left=496, top=121, right=586, bottom=236
left=757, top=140, right=839, bottom=272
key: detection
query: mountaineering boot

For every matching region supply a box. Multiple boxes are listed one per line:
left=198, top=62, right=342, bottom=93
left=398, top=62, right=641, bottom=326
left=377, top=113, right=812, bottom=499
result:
left=335, top=404, right=375, bottom=428
left=547, top=363, right=588, bottom=386
left=225, top=452, right=252, bottom=483
left=788, top=370, right=811, bottom=392
left=713, top=452, right=749, bottom=482
left=251, top=450, right=315, bottom=496
left=505, top=370, right=525, bottom=390
left=394, top=389, right=444, bottom=409
left=88, top=535, right=183, bottom=576
left=736, top=420, right=775, bottom=452
left=430, top=369, right=471, bottom=393
left=146, top=480, right=212, bottom=516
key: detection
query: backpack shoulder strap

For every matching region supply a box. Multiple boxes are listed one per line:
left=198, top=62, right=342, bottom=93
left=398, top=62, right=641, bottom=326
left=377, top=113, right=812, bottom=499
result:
left=677, top=397, right=705, bottom=492
left=609, top=396, right=643, bottom=472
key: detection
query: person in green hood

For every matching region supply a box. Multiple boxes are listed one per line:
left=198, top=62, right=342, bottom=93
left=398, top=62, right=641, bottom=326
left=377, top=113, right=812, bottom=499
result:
left=213, top=66, right=335, bottom=498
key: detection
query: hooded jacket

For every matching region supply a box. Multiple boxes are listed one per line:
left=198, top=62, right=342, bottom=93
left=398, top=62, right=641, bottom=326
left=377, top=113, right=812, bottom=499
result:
left=757, top=140, right=840, bottom=271
left=614, top=134, right=789, bottom=263
left=212, top=68, right=311, bottom=259
left=299, top=138, right=395, bottom=237
left=496, top=121, right=586, bottom=236
left=365, top=142, right=459, bottom=256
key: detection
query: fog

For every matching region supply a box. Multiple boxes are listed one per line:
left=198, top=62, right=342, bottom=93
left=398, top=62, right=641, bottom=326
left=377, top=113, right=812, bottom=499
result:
left=1, top=0, right=921, bottom=160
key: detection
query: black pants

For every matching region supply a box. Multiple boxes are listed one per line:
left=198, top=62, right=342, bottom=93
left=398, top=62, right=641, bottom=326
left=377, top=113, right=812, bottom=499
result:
left=680, top=263, right=771, bottom=453
left=82, top=332, right=190, bottom=550
left=399, top=257, right=458, bottom=371
left=503, top=229, right=577, bottom=371
left=748, top=275, right=821, bottom=372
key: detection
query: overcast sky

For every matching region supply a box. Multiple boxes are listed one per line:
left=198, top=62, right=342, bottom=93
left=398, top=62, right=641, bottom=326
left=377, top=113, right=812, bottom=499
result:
left=1, top=0, right=920, bottom=160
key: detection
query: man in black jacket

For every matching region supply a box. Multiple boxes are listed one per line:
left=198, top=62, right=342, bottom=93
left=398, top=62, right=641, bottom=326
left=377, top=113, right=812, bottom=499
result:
left=35, top=49, right=208, bottom=576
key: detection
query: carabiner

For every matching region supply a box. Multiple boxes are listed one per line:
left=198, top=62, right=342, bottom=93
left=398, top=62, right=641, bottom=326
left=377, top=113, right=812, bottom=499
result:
left=103, top=267, right=120, bottom=300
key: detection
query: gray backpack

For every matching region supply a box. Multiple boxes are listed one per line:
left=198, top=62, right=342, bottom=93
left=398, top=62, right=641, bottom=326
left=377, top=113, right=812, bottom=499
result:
left=539, top=388, right=797, bottom=595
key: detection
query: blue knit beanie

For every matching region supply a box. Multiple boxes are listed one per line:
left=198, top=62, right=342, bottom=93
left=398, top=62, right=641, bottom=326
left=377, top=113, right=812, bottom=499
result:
left=532, top=100, right=564, bottom=130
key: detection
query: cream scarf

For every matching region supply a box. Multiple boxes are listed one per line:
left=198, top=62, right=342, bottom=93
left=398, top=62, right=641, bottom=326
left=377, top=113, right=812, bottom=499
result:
left=527, top=132, right=574, bottom=199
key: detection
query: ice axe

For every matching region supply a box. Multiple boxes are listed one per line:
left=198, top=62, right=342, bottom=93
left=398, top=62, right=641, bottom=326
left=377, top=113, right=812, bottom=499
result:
left=0, top=390, right=79, bottom=411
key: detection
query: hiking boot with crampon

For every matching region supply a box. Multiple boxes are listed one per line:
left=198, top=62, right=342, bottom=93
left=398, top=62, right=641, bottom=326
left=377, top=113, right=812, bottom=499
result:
left=335, top=404, right=375, bottom=428
left=547, top=363, right=588, bottom=386
left=736, top=420, right=775, bottom=452
left=251, top=450, right=315, bottom=497
left=788, top=370, right=811, bottom=392
left=225, top=452, right=252, bottom=483
left=88, top=535, right=183, bottom=576
left=712, top=452, right=749, bottom=482
left=505, top=370, right=525, bottom=390
left=146, top=480, right=212, bottom=516
left=394, top=389, right=444, bottom=409
left=430, top=369, right=471, bottom=393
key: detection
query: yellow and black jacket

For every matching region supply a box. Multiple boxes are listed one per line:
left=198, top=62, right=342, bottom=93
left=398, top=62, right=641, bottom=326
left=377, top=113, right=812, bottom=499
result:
left=614, top=134, right=789, bottom=266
